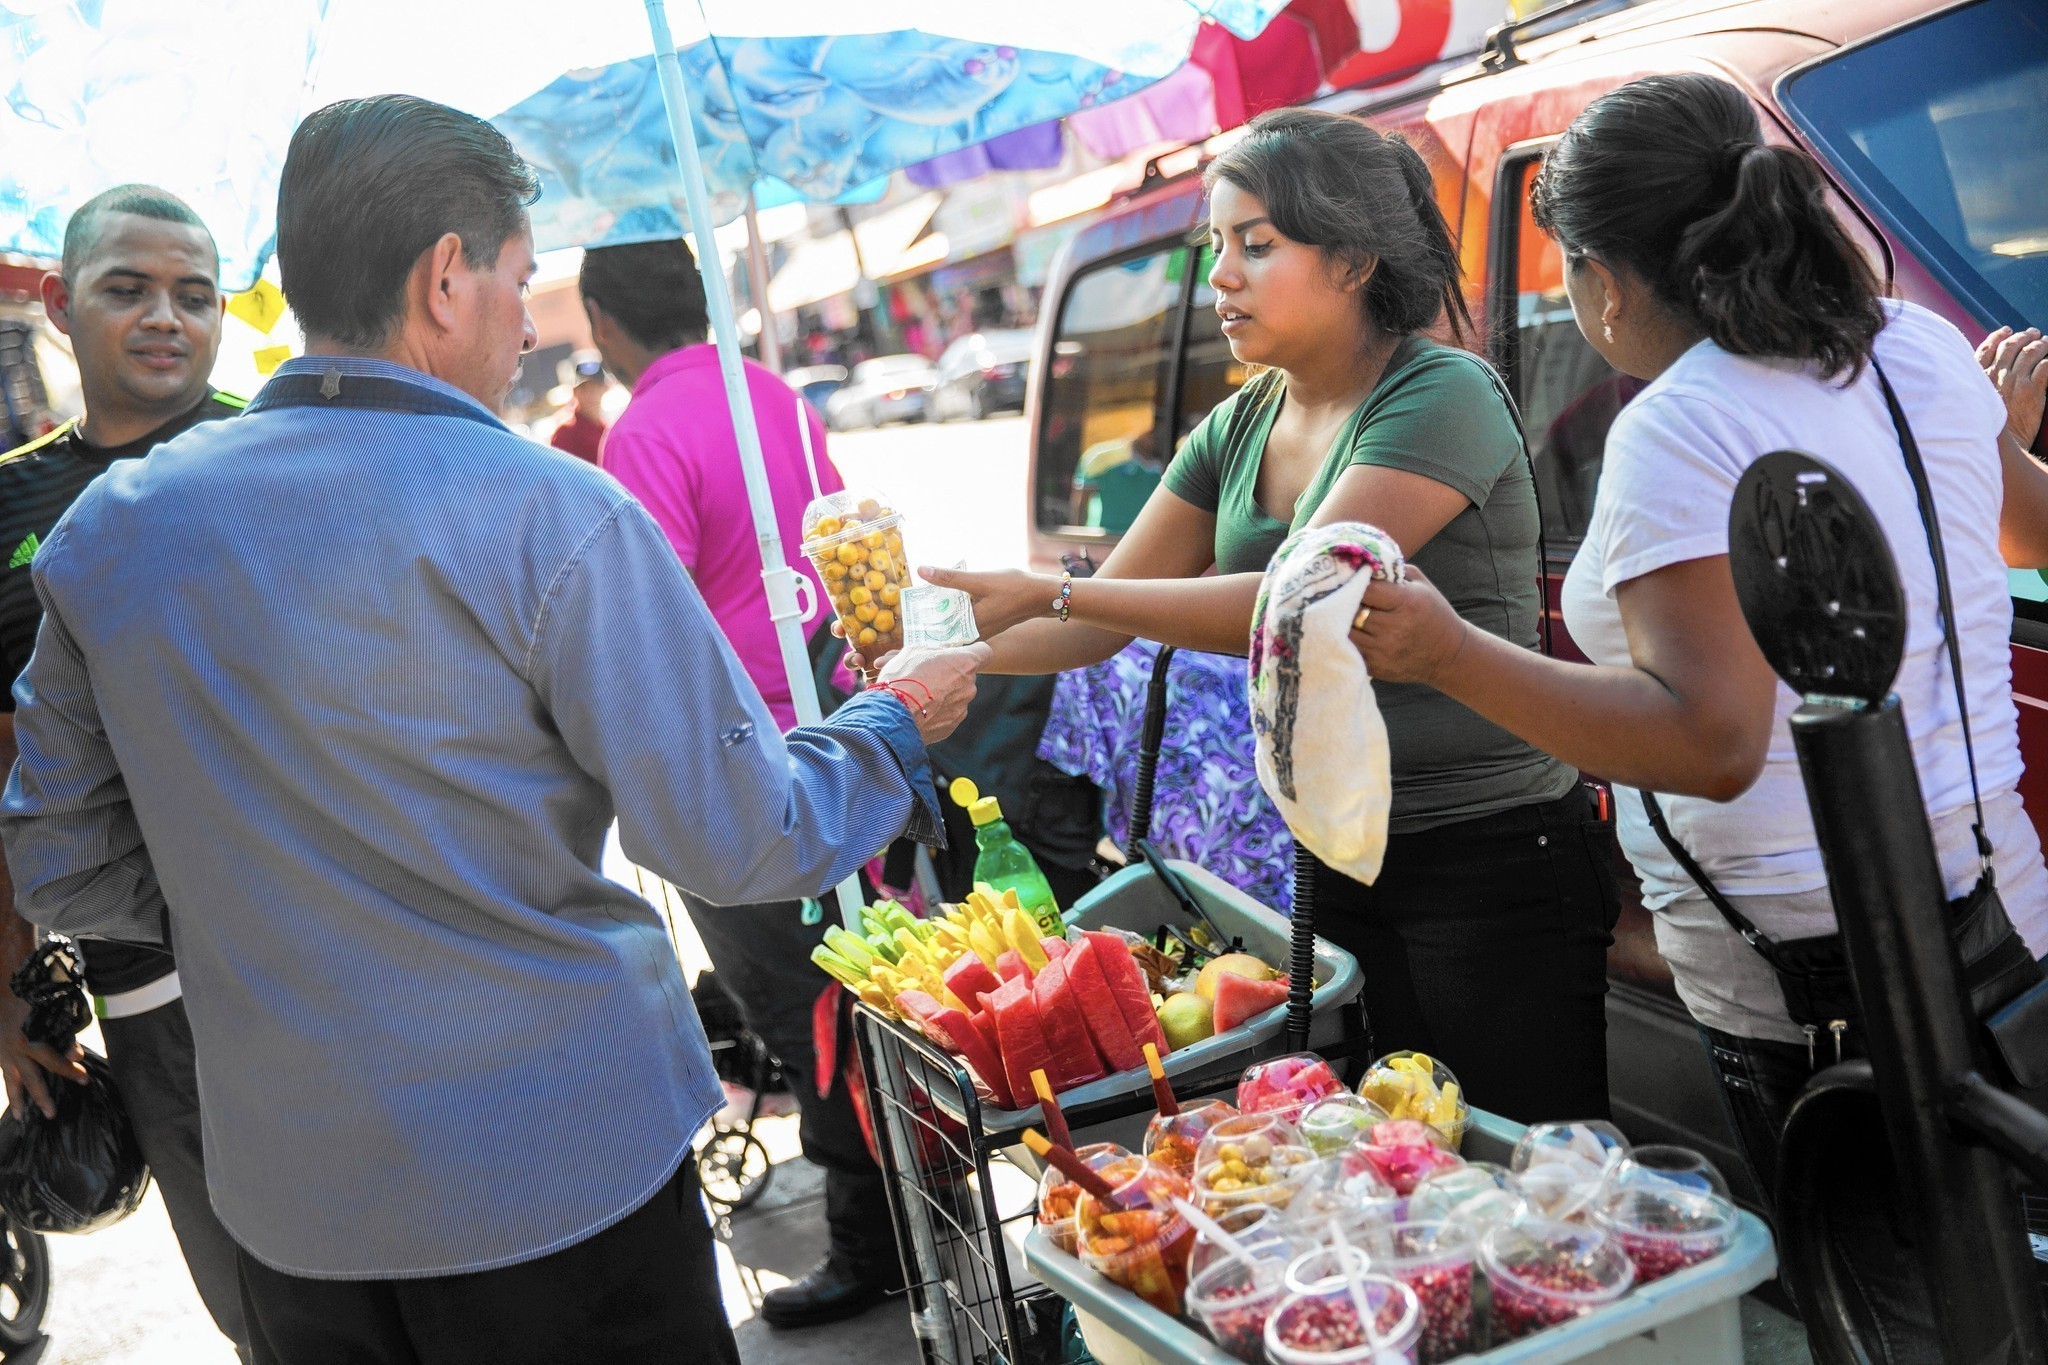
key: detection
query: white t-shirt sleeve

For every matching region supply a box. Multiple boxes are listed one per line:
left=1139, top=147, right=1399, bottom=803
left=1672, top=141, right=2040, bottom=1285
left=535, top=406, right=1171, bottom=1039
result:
left=1592, top=392, right=1760, bottom=595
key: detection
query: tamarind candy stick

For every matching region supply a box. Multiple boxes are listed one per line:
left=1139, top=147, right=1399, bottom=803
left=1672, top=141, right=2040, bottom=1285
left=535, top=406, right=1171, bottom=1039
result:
left=1022, top=1128, right=1121, bottom=1204
left=1143, top=1043, right=1179, bottom=1117
left=1031, top=1069, right=1074, bottom=1152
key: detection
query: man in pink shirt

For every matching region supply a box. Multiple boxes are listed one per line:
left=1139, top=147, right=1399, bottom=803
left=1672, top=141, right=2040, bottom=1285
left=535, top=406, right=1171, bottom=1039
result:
left=580, top=240, right=893, bottom=1330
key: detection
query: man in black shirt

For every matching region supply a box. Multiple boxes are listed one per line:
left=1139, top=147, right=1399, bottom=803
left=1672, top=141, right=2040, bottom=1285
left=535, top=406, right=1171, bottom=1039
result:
left=0, top=185, right=248, bottom=1358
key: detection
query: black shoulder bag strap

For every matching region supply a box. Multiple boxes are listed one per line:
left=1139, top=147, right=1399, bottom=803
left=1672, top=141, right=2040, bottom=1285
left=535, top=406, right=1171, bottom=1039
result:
left=1870, top=357, right=1996, bottom=882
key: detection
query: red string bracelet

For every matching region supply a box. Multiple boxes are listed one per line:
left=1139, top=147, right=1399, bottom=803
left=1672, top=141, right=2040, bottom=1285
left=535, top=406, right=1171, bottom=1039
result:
left=889, top=678, right=934, bottom=709
left=871, top=683, right=928, bottom=718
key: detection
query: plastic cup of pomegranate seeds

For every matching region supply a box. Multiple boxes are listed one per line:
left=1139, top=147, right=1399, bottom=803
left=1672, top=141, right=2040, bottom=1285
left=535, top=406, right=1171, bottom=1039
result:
left=1187, top=1253, right=1292, bottom=1363
left=1480, top=1218, right=1635, bottom=1343
left=1359, top=1219, right=1478, bottom=1365
left=1036, top=1141, right=1131, bottom=1255
left=1280, top=1178, right=1404, bottom=1250
left=1283, top=1243, right=1374, bottom=1295
left=1187, top=1202, right=1301, bottom=1287
left=1264, top=1275, right=1423, bottom=1365
left=1592, top=1148, right=1736, bottom=1283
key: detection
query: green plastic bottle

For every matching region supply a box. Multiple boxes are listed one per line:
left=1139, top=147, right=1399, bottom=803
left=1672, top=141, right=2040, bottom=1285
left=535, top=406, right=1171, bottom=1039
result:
left=950, top=777, right=1062, bottom=937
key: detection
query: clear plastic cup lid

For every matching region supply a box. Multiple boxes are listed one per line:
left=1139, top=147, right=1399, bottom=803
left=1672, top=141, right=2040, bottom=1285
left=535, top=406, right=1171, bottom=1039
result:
left=1357, top=1051, right=1469, bottom=1143
left=1298, top=1093, right=1390, bottom=1156
left=801, top=488, right=904, bottom=550
left=1239, top=1053, right=1346, bottom=1119
left=1358, top=1217, right=1475, bottom=1272
left=1284, top=1243, right=1373, bottom=1295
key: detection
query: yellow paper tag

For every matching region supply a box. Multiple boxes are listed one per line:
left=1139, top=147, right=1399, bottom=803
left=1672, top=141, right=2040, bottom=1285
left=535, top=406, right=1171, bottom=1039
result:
left=228, top=279, right=287, bottom=335
left=253, top=344, right=292, bottom=375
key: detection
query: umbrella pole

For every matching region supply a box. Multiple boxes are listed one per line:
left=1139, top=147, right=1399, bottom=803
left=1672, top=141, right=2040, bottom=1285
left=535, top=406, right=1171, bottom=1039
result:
left=642, top=0, right=865, bottom=931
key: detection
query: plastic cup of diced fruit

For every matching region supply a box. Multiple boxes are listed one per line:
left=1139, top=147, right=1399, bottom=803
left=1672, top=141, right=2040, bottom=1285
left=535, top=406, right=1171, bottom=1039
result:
left=1036, top=1141, right=1132, bottom=1255
left=1355, top=1119, right=1465, bottom=1196
left=1239, top=1052, right=1346, bottom=1123
left=800, top=489, right=909, bottom=676
left=1263, top=1275, right=1424, bottom=1365
left=1510, top=1121, right=1633, bottom=1224
left=1359, top=1219, right=1478, bottom=1365
left=1406, top=1162, right=1523, bottom=1242
left=1357, top=1051, right=1470, bottom=1150
left=1075, top=1156, right=1198, bottom=1315
left=1186, top=1246, right=1295, bottom=1363
left=1298, top=1092, right=1391, bottom=1157
left=1193, top=1115, right=1320, bottom=1219
left=1144, top=1098, right=1238, bottom=1178
left=1479, top=1218, right=1635, bottom=1343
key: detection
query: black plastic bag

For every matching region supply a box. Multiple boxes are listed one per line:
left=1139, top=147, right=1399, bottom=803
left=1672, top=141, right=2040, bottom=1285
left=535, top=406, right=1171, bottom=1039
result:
left=0, top=940, right=149, bottom=1233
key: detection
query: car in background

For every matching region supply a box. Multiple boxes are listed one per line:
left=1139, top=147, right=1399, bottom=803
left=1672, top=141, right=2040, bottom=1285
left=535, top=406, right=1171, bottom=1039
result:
left=825, top=354, right=939, bottom=430
left=933, top=329, right=1035, bottom=422
left=1022, top=0, right=2047, bottom=1205
left=784, top=364, right=848, bottom=420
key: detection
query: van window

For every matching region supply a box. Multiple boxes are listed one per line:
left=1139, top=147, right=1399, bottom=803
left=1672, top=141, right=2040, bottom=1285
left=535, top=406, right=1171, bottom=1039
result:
left=1181, top=243, right=1248, bottom=443
left=1499, top=157, right=1632, bottom=552
left=1038, top=248, right=1187, bottom=538
left=1782, top=0, right=2047, bottom=328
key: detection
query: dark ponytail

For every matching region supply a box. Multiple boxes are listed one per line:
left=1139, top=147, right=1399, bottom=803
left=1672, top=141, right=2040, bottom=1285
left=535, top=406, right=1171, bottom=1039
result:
left=1531, top=73, right=1883, bottom=381
left=1206, top=107, right=1473, bottom=343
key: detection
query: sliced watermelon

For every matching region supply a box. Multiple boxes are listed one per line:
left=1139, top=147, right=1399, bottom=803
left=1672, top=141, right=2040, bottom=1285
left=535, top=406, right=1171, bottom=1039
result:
left=1065, top=938, right=1145, bottom=1073
left=968, top=1007, right=1004, bottom=1082
left=1031, top=957, right=1106, bottom=1091
left=944, top=954, right=1001, bottom=1009
left=1083, top=930, right=1172, bottom=1058
left=988, top=976, right=1055, bottom=1110
left=896, top=989, right=1015, bottom=1109
left=1041, top=937, right=1070, bottom=961
left=995, top=949, right=1036, bottom=985
left=1212, top=973, right=1291, bottom=1034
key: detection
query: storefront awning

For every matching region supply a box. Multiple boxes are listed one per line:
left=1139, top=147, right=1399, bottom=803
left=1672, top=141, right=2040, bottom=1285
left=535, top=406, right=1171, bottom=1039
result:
left=768, top=194, right=946, bottom=313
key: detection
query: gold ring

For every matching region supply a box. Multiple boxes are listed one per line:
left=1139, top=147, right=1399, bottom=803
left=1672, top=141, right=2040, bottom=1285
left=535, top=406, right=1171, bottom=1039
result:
left=1352, top=605, right=1371, bottom=631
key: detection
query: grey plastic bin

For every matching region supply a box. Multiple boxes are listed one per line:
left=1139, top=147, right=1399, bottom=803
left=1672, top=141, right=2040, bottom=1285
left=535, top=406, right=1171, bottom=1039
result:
left=943, top=858, right=1363, bottom=1136
left=1024, top=1106, right=1778, bottom=1365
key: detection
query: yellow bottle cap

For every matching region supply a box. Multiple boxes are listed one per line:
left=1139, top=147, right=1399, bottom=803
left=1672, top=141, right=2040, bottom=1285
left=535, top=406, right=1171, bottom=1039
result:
left=949, top=776, right=980, bottom=808
left=969, top=796, right=1004, bottom=827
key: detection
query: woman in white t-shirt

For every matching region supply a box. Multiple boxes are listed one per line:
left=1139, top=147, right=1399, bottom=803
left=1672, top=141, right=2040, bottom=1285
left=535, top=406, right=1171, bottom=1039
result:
left=1347, top=72, right=2048, bottom=1353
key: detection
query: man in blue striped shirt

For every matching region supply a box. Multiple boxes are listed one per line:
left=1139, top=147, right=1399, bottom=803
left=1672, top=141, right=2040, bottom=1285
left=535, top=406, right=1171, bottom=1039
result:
left=0, top=95, right=985, bottom=1364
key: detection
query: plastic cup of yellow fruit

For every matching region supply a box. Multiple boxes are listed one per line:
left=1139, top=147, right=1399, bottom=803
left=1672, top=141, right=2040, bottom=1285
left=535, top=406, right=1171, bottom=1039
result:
left=800, top=489, right=909, bottom=679
left=1357, top=1051, right=1470, bottom=1152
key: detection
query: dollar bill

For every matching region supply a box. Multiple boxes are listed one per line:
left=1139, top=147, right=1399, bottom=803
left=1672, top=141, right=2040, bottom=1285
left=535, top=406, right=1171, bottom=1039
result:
left=900, top=584, right=979, bottom=649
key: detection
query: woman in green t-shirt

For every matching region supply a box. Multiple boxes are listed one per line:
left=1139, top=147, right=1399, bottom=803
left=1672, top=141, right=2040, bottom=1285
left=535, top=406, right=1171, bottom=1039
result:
left=907, top=108, right=1620, bottom=1120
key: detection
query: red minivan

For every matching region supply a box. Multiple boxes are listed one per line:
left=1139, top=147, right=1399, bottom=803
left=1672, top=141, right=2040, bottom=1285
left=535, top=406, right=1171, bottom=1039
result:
left=1021, top=0, right=2048, bottom=1191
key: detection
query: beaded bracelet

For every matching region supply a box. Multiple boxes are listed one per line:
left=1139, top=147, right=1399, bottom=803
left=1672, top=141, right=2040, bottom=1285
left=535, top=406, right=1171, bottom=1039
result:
left=1051, top=569, right=1074, bottom=623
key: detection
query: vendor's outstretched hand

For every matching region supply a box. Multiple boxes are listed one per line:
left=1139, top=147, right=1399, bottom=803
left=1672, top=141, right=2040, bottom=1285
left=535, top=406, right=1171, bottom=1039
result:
left=881, top=641, right=991, bottom=745
left=1350, top=569, right=1470, bottom=687
left=918, top=565, right=1049, bottom=642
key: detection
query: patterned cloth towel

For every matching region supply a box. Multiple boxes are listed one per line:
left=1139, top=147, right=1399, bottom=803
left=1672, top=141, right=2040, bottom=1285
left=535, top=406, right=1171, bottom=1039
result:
left=1039, top=640, right=1295, bottom=914
left=1249, top=522, right=1406, bottom=886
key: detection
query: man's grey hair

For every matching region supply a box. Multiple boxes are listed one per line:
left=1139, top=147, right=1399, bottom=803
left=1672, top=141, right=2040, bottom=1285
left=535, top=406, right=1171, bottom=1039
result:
left=62, top=185, right=219, bottom=282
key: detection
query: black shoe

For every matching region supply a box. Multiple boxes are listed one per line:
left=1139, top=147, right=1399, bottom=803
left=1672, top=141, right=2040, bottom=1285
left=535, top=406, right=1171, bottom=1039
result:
left=759, top=1255, right=899, bottom=1329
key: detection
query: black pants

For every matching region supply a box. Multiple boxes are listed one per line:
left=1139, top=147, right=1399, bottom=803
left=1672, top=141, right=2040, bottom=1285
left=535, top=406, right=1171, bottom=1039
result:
left=683, top=892, right=898, bottom=1271
left=1311, top=788, right=1620, bottom=1123
left=1699, top=1026, right=1941, bottom=1362
left=236, top=1161, right=739, bottom=1365
left=101, top=996, right=251, bottom=1360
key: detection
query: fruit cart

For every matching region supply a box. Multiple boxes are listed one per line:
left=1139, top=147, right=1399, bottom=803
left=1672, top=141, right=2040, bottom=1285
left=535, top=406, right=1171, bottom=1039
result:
left=1024, top=1109, right=1778, bottom=1365
left=854, top=859, right=1370, bottom=1365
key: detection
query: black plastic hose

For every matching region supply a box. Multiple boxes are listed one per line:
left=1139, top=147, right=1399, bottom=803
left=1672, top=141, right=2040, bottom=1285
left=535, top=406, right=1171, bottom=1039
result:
left=1284, top=841, right=1318, bottom=1051
left=1125, top=646, right=1177, bottom=858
